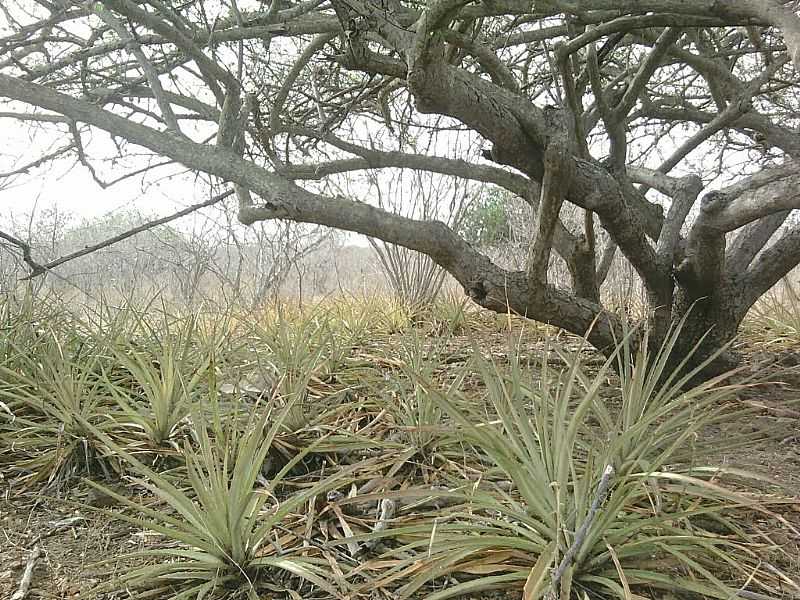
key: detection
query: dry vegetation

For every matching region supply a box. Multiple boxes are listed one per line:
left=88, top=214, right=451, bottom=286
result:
left=0, top=291, right=798, bottom=600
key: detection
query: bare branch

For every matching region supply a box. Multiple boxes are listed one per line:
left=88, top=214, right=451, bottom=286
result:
left=656, top=175, right=702, bottom=267
left=0, top=229, right=46, bottom=276
left=719, top=0, right=800, bottom=73
left=0, top=111, right=69, bottom=124
left=101, top=0, right=233, bottom=104
left=95, top=3, right=182, bottom=133
left=441, top=29, right=518, bottom=91
left=703, top=175, right=800, bottom=232
left=741, top=226, right=800, bottom=308
left=656, top=96, right=754, bottom=175
left=267, top=33, right=336, bottom=149
left=0, top=143, right=75, bottom=179
left=613, top=27, right=682, bottom=121
left=22, top=189, right=235, bottom=280
left=674, top=191, right=729, bottom=296
left=727, top=210, right=790, bottom=274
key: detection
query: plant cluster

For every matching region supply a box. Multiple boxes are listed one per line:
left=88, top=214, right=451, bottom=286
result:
left=0, top=293, right=796, bottom=600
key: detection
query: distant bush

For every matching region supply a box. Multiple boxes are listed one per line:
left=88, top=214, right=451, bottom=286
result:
left=458, top=189, right=512, bottom=246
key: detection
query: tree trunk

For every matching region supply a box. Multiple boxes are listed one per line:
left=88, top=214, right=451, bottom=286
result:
left=567, top=240, right=600, bottom=304
left=648, top=290, right=746, bottom=382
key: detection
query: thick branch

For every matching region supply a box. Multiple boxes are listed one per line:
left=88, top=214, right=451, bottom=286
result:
left=726, top=211, right=790, bottom=274
left=278, top=125, right=579, bottom=261
left=705, top=162, right=800, bottom=232
left=527, top=140, right=571, bottom=285
left=441, top=29, right=518, bottom=91
left=655, top=175, right=702, bottom=268
left=740, top=225, right=800, bottom=309
left=238, top=192, right=622, bottom=350
left=404, top=59, right=663, bottom=291
left=674, top=191, right=729, bottom=298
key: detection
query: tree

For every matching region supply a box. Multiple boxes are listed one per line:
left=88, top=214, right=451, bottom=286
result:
left=460, top=188, right=513, bottom=247
left=2, top=0, right=800, bottom=375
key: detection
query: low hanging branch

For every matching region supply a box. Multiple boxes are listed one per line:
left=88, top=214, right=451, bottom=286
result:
left=0, top=189, right=234, bottom=280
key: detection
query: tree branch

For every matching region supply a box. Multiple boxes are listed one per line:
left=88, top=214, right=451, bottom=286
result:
left=726, top=210, right=790, bottom=274
left=0, top=143, right=75, bottom=179
left=740, top=225, right=800, bottom=309
left=100, top=0, right=232, bottom=105
left=0, top=71, right=627, bottom=350
left=11, top=190, right=236, bottom=280
left=656, top=175, right=702, bottom=268
left=0, top=230, right=46, bottom=276
left=704, top=162, right=800, bottom=232
left=716, top=0, right=800, bottom=73
left=441, top=28, right=518, bottom=91
left=95, top=3, right=182, bottom=133
left=612, top=27, right=682, bottom=121
left=527, top=140, right=571, bottom=285
left=674, top=191, right=729, bottom=297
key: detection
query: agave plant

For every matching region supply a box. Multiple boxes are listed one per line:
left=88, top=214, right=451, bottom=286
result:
left=105, top=317, right=211, bottom=450
left=369, top=323, right=787, bottom=600
left=426, top=290, right=471, bottom=336
left=85, top=397, right=354, bottom=599
left=324, top=295, right=385, bottom=347
left=386, top=332, right=454, bottom=457
left=0, top=333, right=119, bottom=486
left=248, top=313, right=346, bottom=432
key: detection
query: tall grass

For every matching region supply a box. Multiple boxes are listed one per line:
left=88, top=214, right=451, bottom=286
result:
left=747, top=277, right=800, bottom=348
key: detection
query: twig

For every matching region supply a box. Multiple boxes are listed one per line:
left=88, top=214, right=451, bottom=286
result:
left=95, top=3, right=182, bottom=134
left=363, top=498, right=396, bottom=553
left=10, top=545, right=41, bottom=600
left=0, top=143, right=75, bottom=178
left=68, top=120, right=109, bottom=188
left=548, top=465, right=614, bottom=599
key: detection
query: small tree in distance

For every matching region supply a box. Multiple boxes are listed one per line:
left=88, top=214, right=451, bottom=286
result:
left=459, top=189, right=512, bottom=248
left=2, top=0, right=800, bottom=376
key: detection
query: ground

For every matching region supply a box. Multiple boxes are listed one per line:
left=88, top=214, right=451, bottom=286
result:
left=1, top=310, right=799, bottom=599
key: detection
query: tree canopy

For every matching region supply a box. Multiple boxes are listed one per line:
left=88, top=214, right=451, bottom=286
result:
left=2, top=0, right=800, bottom=371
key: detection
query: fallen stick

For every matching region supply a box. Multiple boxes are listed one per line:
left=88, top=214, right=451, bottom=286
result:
left=363, top=498, right=397, bottom=553
left=10, top=545, right=41, bottom=600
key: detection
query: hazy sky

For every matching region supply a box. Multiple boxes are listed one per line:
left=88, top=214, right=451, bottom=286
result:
left=0, top=116, right=241, bottom=239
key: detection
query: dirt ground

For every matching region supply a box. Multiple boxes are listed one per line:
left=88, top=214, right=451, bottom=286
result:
left=1, top=331, right=799, bottom=600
